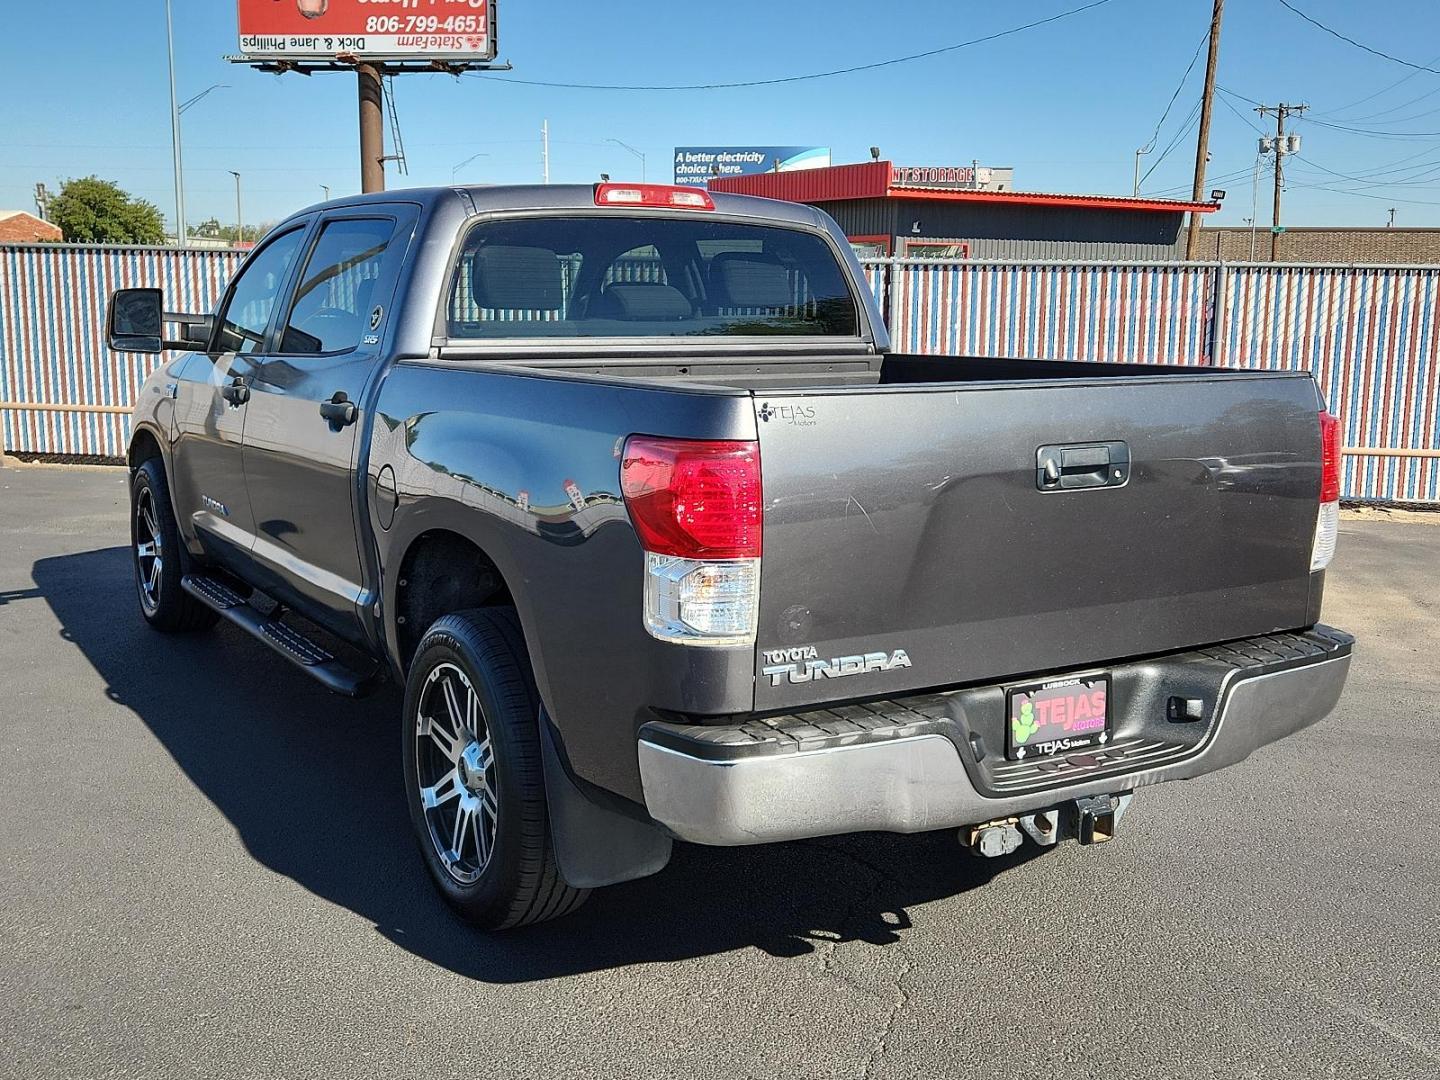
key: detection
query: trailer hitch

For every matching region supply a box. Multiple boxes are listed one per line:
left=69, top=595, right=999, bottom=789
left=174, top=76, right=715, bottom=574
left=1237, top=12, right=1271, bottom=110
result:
left=964, top=793, right=1134, bottom=857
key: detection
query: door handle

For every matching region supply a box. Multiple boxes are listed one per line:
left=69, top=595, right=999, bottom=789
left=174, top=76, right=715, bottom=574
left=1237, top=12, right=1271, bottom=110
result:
left=319, top=391, right=358, bottom=428
left=1036, top=441, right=1130, bottom=490
left=219, top=378, right=249, bottom=407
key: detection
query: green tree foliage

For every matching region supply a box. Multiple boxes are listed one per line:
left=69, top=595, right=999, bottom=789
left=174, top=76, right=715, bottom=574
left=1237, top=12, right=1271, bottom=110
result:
left=49, top=177, right=166, bottom=244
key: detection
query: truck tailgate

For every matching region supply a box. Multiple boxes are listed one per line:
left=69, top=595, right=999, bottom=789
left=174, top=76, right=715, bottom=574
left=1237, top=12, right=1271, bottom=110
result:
left=753, top=371, right=1324, bottom=711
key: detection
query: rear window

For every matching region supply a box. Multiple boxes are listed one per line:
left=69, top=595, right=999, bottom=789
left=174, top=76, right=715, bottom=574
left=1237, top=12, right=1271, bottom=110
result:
left=446, top=216, right=858, bottom=339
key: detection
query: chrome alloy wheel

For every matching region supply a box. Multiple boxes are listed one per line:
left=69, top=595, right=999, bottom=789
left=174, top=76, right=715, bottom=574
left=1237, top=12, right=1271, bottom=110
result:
left=415, top=662, right=498, bottom=884
left=134, top=486, right=163, bottom=612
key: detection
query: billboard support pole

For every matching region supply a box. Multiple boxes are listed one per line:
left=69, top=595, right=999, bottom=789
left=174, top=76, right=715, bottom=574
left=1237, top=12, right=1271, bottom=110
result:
left=358, top=63, right=386, bottom=193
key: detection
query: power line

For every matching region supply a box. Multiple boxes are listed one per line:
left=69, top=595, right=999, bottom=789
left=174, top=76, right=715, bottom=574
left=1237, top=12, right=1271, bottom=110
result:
left=1315, top=53, right=1440, bottom=117
left=1303, top=115, right=1440, bottom=140
left=1138, top=101, right=1201, bottom=187
left=1272, top=0, right=1440, bottom=75
left=1216, top=90, right=1266, bottom=133
left=1143, top=163, right=1257, bottom=199
left=1140, top=28, right=1211, bottom=153
left=1288, top=153, right=1440, bottom=189
left=1280, top=177, right=1440, bottom=206
left=463, top=0, right=1117, bottom=91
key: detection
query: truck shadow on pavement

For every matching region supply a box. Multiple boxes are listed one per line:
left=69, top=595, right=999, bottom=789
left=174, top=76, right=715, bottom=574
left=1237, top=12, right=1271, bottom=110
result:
left=36, top=547, right=1037, bottom=983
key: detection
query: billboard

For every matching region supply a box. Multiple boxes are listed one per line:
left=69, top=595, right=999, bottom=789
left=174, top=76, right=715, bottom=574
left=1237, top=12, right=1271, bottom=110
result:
left=674, top=147, right=831, bottom=187
left=236, top=0, right=496, bottom=63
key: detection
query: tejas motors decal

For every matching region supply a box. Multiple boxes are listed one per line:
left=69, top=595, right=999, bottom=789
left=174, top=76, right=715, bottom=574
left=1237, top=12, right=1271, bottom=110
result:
left=761, top=645, right=912, bottom=686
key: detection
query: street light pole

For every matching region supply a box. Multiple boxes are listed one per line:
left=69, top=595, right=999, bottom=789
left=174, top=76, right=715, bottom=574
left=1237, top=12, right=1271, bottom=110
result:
left=451, top=152, right=489, bottom=183
left=607, top=138, right=647, bottom=183
left=164, top=0, right=187, bottom=248
left=229, top=171, right=244, bottom=245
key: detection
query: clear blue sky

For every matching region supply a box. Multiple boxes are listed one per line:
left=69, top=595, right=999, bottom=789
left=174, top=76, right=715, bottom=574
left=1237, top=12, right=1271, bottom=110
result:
left=6, top=0, right=1440, bottom=232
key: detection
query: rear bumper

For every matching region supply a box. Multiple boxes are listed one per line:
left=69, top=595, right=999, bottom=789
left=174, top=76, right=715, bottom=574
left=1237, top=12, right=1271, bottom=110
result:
left=637, top=627, right=1353, bottom=845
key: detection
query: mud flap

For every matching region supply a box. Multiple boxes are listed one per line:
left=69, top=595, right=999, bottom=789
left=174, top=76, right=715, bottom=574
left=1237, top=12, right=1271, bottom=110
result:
left=540, top=713, right=673, bottom=889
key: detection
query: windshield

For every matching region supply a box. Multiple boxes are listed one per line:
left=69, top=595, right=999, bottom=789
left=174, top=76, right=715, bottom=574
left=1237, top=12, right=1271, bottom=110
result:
left=445, top=215, right=858, bottom=339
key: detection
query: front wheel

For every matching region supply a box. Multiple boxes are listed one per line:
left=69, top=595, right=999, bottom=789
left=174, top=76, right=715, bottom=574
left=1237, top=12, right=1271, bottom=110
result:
left=402, top=608, right=589, bottom=930
left=130, top=459, right=218, bottom=633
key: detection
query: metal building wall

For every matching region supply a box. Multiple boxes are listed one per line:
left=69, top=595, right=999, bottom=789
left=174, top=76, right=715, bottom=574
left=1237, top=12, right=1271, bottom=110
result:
left=826, top=199, right=1188, bottom=260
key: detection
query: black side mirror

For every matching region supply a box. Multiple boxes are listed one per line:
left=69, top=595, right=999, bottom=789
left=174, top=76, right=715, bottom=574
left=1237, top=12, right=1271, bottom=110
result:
left=107, top=288, right=164, bottom=353
left=106, top=289, right=215, bottom=353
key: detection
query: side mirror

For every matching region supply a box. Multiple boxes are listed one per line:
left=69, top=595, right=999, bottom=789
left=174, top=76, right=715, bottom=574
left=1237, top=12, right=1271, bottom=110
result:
left=107, top=288, right=164, bottom=353
left=106, top=289, right=215, bottom=353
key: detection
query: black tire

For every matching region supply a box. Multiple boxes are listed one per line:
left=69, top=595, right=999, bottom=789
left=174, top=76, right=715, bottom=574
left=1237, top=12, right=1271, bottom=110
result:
left=402, top=608, right=589, bottom=930
left=130, top=459, right=218, bottom=633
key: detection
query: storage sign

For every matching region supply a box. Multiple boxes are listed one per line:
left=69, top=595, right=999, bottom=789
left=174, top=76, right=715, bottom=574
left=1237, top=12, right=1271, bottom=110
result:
left=237, top=0, right=497, bottom=62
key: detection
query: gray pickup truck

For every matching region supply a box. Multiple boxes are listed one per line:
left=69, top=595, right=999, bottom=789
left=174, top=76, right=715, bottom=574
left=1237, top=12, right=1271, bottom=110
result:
left=107, top=183, right=1353, bottom=929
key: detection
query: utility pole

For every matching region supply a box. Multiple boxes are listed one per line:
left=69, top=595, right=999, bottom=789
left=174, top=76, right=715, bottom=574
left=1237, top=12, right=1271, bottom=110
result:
left=1256, top=102, right=1307, bottom=261
left=33, top=183, right=50, bottom=222
left=229, top=171, right=244, bottom=245
left=358, top=63, right=386, bottom=193
left=164, top=0, right=188, bottom=247
left=542, top=120, right=550, bottom=184
left=1185, top=0, right=1225, bottom=259
left=1387, top=207, right=1397, bottom=228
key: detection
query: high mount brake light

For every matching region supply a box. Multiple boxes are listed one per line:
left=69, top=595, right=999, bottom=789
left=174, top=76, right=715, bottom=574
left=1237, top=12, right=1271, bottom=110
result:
left=1312, top=410, right=1341, bottom=572
left=594, top=184, right=715, bottom=211
left=620, top=435, right=761, bottom=646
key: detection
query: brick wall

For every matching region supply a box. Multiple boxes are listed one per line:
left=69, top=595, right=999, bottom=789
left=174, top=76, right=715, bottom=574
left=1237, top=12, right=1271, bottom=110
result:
left=1197, top=226, right=1440, bottom=264
left=0, top=213, right=62, bottom=244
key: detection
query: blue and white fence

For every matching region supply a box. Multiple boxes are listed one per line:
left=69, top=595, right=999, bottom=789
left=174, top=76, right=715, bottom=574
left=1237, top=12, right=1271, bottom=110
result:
left=1, top=243, right=1437, bottom=501
left=0, top=245, right=240, bottom=458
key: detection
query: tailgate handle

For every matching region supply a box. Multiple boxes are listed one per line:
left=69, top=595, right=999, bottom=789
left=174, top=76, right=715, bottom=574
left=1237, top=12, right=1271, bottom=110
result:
left=1037, top=442, right=1130, bottom=491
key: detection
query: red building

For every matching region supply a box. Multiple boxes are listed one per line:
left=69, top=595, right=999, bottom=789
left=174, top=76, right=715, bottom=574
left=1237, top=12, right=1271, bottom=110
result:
left=0, top=211, right=63, bottom=244
left=709, top=161, right=1218, bottom=261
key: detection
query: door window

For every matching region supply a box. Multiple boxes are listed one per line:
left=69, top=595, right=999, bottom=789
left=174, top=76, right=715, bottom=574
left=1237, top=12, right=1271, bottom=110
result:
left=215, top=228, right=307, bottom=354
left=280, top=218, right=399, bottom=354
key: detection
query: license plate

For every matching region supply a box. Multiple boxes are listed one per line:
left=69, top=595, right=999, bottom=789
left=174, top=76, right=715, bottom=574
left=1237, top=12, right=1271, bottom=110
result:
left=1006, top=674, right=1111, bottom=761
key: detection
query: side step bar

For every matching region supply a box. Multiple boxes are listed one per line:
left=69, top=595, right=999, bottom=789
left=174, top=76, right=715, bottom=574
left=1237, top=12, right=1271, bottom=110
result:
left=181, top=574, right=380, bottom=698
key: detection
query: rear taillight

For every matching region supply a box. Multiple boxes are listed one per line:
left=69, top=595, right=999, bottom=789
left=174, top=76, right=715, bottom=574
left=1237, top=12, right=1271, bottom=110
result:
left=1311, top=410, right=1341, bottom=572
left=621, top=436, right=761, bottom=646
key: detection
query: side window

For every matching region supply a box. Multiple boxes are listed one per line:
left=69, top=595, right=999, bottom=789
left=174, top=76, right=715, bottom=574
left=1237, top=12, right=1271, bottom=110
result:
left=216, top=228, right=306, bottom=354
left=280, top=218, right=398, bottom=354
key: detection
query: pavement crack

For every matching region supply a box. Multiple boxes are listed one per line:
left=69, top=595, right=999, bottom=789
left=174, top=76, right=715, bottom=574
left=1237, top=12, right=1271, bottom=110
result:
left=858, top=949, right=914, bottom=1080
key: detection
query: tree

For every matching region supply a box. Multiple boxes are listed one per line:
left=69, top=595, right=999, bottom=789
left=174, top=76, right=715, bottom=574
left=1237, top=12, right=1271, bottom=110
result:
left=49, top=177, right=166, bottom=244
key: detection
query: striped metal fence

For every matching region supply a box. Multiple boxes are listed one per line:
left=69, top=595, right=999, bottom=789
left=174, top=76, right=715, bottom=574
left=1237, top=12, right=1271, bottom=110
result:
left=1, top=244, right=240, bottom=458
left=2, top=244, right=1437, bottom=501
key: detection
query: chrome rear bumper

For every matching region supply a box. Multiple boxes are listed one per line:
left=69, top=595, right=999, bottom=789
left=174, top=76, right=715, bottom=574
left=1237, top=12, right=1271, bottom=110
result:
left=638, top=629, right=1353, bottom=846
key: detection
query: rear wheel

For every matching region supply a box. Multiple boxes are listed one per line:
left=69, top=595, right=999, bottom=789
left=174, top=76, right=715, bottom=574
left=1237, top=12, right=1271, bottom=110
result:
left=402, top=608, right=589, bottom=929
left=130, top=459, right=217, bottom=633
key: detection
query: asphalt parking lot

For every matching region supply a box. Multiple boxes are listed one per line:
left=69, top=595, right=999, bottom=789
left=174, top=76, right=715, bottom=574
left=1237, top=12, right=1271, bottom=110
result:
left=1, top=463, right=1436, bottom=1080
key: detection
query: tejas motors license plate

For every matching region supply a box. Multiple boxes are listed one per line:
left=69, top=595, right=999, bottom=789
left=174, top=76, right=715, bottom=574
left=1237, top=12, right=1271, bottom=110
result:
left=1005, top=674, right=1111, bottom=761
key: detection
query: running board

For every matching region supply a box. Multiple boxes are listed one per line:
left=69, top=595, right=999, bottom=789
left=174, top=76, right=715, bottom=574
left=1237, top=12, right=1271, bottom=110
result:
left=181, top=574, right=380, bottom=698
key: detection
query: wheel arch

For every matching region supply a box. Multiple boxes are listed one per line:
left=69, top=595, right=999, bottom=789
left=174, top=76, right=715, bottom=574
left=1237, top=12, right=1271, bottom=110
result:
left=127, top=423, right=166, bottom=472
left=392, top=528, right=516, bottom=672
